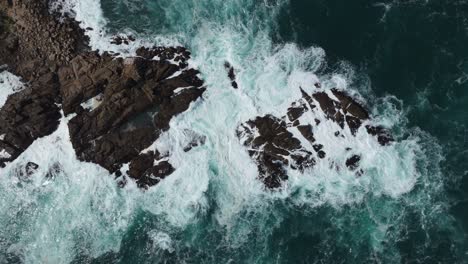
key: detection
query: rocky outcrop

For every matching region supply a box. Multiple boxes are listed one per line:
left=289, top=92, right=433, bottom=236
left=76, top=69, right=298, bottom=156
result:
left=60, top=48, right=205, bottom=185
left=127, top=151, right=175, bottom=188
left=0, top=0, right=205, bottom=187
left=0, top=0, right=394, bottom=190
left=0, top=72, right=61, bottom=167
left=237, top=87, right=393, bottom=188
left=0, top=0, right=87, bottom=71
left=237, top=115, right=316, bottom=188
left=0, top=0, right=87, bottom=167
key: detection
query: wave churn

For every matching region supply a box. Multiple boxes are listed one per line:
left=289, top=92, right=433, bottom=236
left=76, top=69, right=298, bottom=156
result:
left=0, top=0, right=461, bottom=263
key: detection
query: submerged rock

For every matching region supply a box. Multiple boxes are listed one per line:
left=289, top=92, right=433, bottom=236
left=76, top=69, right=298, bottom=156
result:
left=224, top=61, right=238, bottom=89
left=13, top=161, right=39, bottom=179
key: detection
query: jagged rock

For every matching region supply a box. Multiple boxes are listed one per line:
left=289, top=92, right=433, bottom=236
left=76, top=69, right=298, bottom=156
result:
left=62, top=48, right=205, bottom=179
left=287, top=101, right=308, bottom=122
left=366, top=125, right=394, bottom=146
left=13, top=161, right=39, bottom=179
left=346, top=155, right=361, bottom=171
left=237, top=87, right=394, bottom=188
left=110, top=35, right=135, bottom=45
left=0, top=0, right=86, bottom=167
left=136, top=46, right=191, bottom=69
left=0, top=0, right=205, bottom=188
left=127, top=151, right=175, bottom=188
left=237, top=115, right=315, bottom=188
left=312, top=89, right=370, bottom=134
left=224, top=61, right=238, bottom=89
left=183, top=131, right=206, bottom=152
left=0, top=77, right=61, bottom=167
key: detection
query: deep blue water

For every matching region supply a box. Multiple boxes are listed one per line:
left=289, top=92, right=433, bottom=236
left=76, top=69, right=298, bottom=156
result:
left=279, top=1, right=468, bottom=262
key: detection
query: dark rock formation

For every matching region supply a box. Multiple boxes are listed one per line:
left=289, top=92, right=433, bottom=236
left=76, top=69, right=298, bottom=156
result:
left=237, top=87, right=394, bottom=188
left=0, top=0, right=86, bottom=167
left=365, top=125, right=394, bottom=146
left=61, top=49, right=205, bottom=185
left=224, top=61, right=238, bottom=89
left=345, top=154, right=361, bottom=171
left=0, top=0, right=205, bottom=188
left=110, top=35, right=135, bottom=45
left=0, top=73, right=61, bottom=166
left=237, top=115, right=315, bottom=188
left=128, top=151, right=175, bottom=188
left=0, top=0, right=393, bottom=190
left=183, top=130, right=206, bottom=152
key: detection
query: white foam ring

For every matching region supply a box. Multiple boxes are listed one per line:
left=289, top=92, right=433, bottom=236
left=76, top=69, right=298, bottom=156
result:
left=0, top=0, right=441, bottom=262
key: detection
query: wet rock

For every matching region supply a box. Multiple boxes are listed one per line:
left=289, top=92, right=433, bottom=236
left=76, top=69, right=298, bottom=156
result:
left=0, top=1, right=205, bottom=188
left=317, top=150, right=326, bottom=159
left=297, top=125, right=315, bottom=143
left=25, top=162, right=39, bottom=175
left=14, top=161, right=39, bottom=179
left=366, top=125, right=394, bottom=146
left=110, top=35, right=135, bottom=45
left=346, top=155, right=361, bottom=171
left=312, top=89, right=371, bottom=134
left=0, top=0, right=86, bottom=166
left=64, top=51, right=205, bottom=176
left=0, top=80, right=61, bottom=165
left=127, top=151, right=175, bottom=188
left=237, top=87, right=394, bottom=188
left=237, top=115, right=314, bottom=188
left=287, top=101, right=308, bottom=122
left=183, top=131, right=206, bottom=152
left=224, top=61, right=238, bottom=89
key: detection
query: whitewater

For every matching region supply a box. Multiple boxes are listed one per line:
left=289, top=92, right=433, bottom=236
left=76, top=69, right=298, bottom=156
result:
left=0, top=0, right=462, bottom=263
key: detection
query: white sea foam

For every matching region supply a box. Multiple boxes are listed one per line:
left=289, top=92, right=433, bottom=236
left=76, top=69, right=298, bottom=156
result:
left=0, top=71, right=25, bottom=109
left=0, top=0, right=440, bottom=262
left=80, top=93, right=103, bottom=111
left=148, top=230, right=175, bottom=253
left=56, top=0, right=422, bottom=225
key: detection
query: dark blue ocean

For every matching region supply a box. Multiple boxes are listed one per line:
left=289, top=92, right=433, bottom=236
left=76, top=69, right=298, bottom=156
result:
left=1, top=0, right=467, bottom=263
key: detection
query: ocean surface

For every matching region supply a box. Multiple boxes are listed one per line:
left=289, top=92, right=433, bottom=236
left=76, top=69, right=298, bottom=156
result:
left=1, top=0, right=468, bottom=263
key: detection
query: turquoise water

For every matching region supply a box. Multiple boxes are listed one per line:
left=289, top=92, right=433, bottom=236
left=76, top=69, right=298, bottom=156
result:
left=0, top=0, right=467, bottom=263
